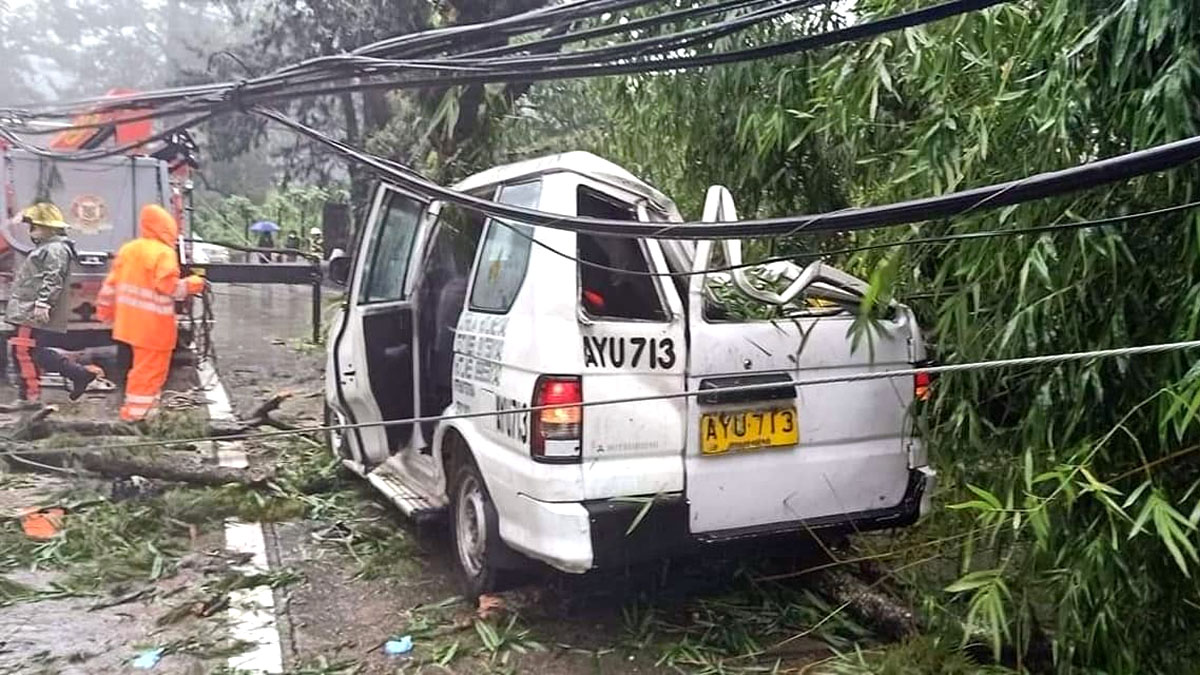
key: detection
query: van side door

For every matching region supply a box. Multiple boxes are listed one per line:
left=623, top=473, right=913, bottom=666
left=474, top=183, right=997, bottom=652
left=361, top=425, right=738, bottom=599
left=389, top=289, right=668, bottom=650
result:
left=329, top=186, right=432, bottom=466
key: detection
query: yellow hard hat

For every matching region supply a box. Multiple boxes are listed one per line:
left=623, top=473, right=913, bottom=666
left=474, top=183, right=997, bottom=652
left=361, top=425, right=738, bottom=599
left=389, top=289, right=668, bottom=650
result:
left=21, top=203, right=68, bottom=229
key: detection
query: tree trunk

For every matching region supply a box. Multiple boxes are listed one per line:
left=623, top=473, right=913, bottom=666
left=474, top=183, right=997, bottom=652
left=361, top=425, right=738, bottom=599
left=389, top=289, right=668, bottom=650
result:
left=810, top=568, right=918, bottom=640
left=77, top=451, right=273, bottom=486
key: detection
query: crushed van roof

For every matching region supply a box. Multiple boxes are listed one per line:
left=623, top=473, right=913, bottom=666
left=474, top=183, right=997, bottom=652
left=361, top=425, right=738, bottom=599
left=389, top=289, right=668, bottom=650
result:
left=451, top=151, right=681, bottom=220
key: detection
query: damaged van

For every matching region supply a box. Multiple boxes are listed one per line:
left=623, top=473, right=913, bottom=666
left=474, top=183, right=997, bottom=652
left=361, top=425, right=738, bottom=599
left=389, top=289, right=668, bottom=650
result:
left=324, top=152, right=935, bottom=592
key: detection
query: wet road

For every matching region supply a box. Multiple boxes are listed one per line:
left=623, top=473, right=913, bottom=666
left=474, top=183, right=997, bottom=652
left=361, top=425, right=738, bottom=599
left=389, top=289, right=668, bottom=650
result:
left=201, top=284, right=832, bottom=674
left=209, top=283, right=328, bottom=418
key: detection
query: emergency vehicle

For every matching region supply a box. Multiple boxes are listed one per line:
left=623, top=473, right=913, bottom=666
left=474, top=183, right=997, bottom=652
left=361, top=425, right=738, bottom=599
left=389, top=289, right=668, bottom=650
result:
left=324, top=152, right=935, bottom=592
left=0, top=91, right=197, bottom=349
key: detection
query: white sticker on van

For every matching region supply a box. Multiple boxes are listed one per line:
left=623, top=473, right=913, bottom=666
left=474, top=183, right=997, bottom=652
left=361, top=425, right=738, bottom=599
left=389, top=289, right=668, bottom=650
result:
left=454, top=313, right=509, bottom=385
left=582, top=336, right=676, bottom=370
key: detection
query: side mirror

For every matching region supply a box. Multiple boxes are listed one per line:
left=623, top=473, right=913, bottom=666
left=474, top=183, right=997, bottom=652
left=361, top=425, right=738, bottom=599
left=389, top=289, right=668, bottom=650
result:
left=326, top=248, right=351, bottom=286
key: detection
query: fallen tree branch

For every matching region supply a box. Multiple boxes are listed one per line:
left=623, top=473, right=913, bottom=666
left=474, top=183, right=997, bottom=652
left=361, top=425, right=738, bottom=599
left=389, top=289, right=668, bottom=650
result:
left=0, top=401, right=46, bottom=414
left=8, top=406, right=54, bottom=442
left=76, top=450, right=274, bottom=487
left=244, top=392, right=292, bottom=422
left=810, top=568, right=918, bottom=640
left=3, top=390, right=311, bottom=442
left=90, top=586, right=155, bottom=611
left=29, top=419, right=140, bottom=437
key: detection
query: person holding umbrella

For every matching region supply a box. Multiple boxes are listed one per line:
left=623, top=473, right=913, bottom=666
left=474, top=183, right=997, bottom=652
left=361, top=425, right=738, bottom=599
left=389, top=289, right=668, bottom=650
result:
left=251, top=220, right=279, bottom=263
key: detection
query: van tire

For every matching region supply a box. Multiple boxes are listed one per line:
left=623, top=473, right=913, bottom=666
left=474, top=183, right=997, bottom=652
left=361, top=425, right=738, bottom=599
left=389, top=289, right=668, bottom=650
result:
left=449, top=458, right=512, bottom=596
left=323, top=402, right=351, bottom=461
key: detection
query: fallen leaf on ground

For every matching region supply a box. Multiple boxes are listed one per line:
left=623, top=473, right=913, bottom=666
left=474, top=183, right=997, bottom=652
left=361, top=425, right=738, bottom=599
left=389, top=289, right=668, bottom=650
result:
left=476, top=594, right=504, bottom=619
left=19, top=506, right=64, bottom=540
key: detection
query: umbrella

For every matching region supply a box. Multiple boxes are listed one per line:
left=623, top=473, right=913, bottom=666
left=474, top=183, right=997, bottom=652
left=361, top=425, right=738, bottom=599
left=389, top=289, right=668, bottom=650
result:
left=249, top=220, right=280, bottom=234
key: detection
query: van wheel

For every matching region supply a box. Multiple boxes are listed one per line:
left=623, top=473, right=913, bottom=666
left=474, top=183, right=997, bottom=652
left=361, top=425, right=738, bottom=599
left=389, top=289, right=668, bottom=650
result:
left=450, top=459, right=510, bottom=596
left=324, top=402, right=351, bottom=461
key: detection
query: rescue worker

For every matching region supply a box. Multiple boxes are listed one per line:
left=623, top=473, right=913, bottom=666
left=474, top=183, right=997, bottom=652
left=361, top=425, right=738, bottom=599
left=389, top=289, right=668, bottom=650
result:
left=307, top=226, right=323, bottom=259
left=96, top=204, right=205, bottom=421
left=6, top=203, right=97, bottom=401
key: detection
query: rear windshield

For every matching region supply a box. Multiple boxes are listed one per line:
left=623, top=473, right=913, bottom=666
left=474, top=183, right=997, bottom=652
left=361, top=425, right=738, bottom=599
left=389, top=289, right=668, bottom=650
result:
left=576, top=187, right=667, bottom=322
left=702, top=246, right=852, bottom=322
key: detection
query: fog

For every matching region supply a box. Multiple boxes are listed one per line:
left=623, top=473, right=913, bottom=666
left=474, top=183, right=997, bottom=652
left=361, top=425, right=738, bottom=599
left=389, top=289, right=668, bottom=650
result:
left=0, top=0, right=248, bottom=107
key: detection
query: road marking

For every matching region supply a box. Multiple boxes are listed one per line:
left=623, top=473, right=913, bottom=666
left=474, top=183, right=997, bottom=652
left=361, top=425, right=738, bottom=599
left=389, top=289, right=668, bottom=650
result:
left=198, top=358, right=284, bottom=674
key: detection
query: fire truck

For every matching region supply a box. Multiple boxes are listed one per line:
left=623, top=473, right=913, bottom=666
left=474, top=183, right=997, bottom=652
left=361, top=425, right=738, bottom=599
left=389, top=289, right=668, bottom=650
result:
left=0, top=89, right=199, bottom=350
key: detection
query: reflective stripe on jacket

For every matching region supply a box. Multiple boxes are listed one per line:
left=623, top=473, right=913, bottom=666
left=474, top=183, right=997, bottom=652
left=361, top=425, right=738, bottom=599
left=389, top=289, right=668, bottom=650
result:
left=97, top=205, right=186, bottom=351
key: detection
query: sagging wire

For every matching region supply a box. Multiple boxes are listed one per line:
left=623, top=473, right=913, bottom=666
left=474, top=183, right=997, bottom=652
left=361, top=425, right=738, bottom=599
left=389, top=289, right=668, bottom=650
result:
left=492, top=198, right=1200, bottom=278
left=460, top=0, right=783, bottom=59
left=2, top=0, right=1004, bottom=125
left=0, top=112, right=216, bottom=162
left=4, top=337, right=1200, bottom=459
left=196, top=0, right=1011, bottom=116
left=444, top=0, right=825, bottom=69
left=256, top=106, right=1200, bottom=240
left=0, top=0, right=802, bottom=118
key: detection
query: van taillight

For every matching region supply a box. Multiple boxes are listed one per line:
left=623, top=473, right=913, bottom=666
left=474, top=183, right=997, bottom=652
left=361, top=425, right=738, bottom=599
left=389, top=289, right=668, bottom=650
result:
left=914, top=370, right=932, bottom=401
left=531, top=376, right=582, bottom=462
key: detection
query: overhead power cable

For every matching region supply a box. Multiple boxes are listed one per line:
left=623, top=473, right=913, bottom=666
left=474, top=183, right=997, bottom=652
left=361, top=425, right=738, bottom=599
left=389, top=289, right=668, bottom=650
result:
left=498, top=198, right=1200, bottom=278
left=0, top=112, right=216, bottom=162
left=0, top=0, right=766, bottom=116
left=2, top=0, right=1006, bottom=125
left=5, top=338, right=1200, bottom=459
left=445, top=0, right=824, bottom=69
left=256, top=106, right=1200, bottom=240
left=461, top=0, right=782, bottom=59
left=352, top=0, right=662, bottom=60
left=199, top=0, right=1009, bottom=118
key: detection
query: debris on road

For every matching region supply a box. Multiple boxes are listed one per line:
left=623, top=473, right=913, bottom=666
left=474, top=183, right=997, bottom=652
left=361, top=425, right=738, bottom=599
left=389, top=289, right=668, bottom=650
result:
left=811, top=568, right=919, bottom=640
left=476, top=593, right=505, bottom=620
left=77, top=450, right=274, bottom=487
left=130, top=647, right=164, bottom=669
left=383, top=635, right=414, bottom=656
left=18, top=506, right=64, bottom=539
left=88, top=585, right=154, bottom=611
left=0, top=390, right=320, bottom=489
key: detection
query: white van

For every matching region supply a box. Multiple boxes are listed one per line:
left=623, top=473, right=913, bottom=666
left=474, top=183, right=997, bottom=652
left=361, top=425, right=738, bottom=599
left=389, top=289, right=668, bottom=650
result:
left=325, top=152, right=935, bottom=593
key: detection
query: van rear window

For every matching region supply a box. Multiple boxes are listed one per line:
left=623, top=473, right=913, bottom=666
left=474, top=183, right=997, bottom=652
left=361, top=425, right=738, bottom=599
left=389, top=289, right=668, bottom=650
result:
left=577, top=187, right=667, bottom=322
left=469, top=181, right=540, bottom=314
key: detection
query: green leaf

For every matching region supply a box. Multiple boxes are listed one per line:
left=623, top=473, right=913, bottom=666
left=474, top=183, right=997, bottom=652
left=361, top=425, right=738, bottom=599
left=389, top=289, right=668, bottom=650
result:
left=966, top=483, right=1003, bottom=510
left=944, top=569, right=1002, bottom=593
left=994, top=89, right=1029, bottom=102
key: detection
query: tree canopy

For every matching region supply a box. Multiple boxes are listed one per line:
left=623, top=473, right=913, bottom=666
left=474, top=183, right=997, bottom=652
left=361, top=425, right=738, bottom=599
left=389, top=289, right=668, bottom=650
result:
left=500, top=1, right=1200, bottom=670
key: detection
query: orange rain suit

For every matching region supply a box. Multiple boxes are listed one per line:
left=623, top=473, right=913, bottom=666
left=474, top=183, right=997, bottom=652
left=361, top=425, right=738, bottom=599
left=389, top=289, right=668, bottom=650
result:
left=97, top=205, right=204, bottom=421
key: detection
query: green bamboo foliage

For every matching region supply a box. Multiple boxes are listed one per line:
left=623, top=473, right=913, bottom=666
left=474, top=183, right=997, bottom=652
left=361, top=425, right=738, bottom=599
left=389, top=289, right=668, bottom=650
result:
left=500, top=0, right=1200, bottom=671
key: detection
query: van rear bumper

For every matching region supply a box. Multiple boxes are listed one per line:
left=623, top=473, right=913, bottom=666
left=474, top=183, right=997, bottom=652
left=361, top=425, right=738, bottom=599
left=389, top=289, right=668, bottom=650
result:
left=578, top=467, right=934, bottom=569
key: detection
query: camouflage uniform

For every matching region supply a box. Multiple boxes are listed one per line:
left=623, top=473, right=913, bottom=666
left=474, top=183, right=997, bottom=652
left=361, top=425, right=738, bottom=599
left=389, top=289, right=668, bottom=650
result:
left=6, top=234, right=75, bottom=333
left=6, top=232, right=92, bottom=401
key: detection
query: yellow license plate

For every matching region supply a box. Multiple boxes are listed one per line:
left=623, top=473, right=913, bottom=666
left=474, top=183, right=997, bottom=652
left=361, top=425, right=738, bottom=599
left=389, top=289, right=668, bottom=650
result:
left=700, top=408, right=798, bottom=455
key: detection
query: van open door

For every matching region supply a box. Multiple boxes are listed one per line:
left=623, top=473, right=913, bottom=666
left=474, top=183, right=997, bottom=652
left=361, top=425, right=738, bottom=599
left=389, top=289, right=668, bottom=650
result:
left=684, top=187, right=922, bottom=536
left=329, top=186, right=434, bottom=467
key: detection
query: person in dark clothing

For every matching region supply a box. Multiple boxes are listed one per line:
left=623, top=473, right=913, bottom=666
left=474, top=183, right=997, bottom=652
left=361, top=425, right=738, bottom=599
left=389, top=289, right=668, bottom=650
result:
left=284, top=231, right=300, bottom=261
left=6, top=203, right=97, bottom=401
left=256, top=231, right=275, bottom=263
